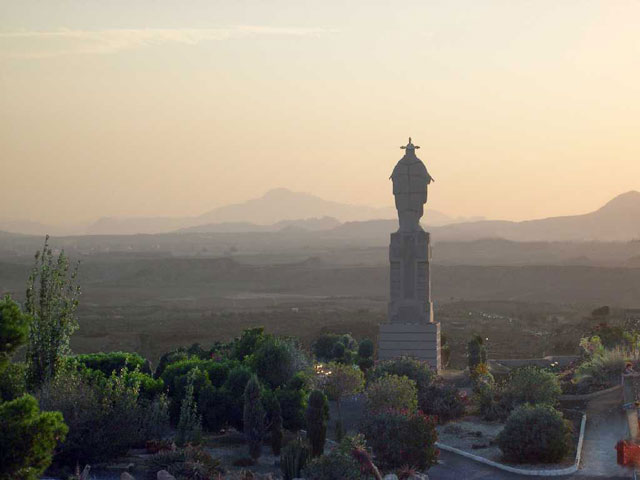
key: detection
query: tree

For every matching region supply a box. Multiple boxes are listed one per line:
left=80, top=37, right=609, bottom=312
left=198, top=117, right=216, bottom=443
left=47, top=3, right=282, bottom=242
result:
left=467, top=335, right=487, bottom=372
left=0, top=394, right=68, bottom=480
left=365, top=374, right=417, bottom=413
left=243, top=375, right=265, bottom=460
left=321, top=362, right=364, bottom=436
left=306, top=390, right=329, bottom=457
left=503, top=366, right=561, bottom=409
left=25, top=237, right=80, bottom=389
left=0, top=296, right=31, bottom=370
left=0, top=295, right=67, bottom=479
left=176, top=369, right=203, bottom=446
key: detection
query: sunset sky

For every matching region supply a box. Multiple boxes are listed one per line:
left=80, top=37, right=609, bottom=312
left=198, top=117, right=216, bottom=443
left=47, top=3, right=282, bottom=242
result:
left=1, top=1, right=639, bottom=225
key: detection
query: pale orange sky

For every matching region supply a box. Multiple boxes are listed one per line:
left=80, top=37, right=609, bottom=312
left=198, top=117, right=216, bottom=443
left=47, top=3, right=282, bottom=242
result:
left=1, top=1, right=639, bottom=224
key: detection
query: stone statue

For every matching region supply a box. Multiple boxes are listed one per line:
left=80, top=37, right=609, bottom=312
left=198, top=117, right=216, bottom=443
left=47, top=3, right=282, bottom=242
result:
left=390, top=137, right=434, bottom=232
left=379, top=137, right=441, bottom=372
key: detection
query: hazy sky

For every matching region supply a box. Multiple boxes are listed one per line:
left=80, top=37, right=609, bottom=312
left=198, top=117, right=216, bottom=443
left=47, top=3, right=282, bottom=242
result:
left=1, top=1, right=639, bottom=224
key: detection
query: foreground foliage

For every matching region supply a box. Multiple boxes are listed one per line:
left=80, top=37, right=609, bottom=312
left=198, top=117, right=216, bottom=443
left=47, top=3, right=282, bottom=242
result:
left=497, top=404, right=572, bottom=464
left=361, top=408, right=438, bottom=470
left=0, top=394, right=68, bottom=480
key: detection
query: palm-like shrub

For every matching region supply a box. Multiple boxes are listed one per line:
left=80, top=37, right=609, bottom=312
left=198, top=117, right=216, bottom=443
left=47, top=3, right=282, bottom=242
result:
left=497, top=404, right=572, bottom=463
left=361, top=409, right=438, bottom=470
left=365, top=374, right=417, bottom=413
left=306, top=390, right=329, bottom=456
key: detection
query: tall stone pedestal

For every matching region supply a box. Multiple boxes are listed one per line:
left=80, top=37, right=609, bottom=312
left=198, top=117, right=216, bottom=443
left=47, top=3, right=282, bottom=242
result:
left=378, top=230, right=441, bottom=372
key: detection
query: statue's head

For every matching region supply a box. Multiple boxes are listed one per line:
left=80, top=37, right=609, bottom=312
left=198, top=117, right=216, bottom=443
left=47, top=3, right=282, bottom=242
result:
left=401, top=137, right=420, bottom=152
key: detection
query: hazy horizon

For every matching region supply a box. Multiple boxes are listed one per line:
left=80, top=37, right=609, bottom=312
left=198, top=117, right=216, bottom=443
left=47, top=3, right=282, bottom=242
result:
left=2, top=1, right=640, bottom=224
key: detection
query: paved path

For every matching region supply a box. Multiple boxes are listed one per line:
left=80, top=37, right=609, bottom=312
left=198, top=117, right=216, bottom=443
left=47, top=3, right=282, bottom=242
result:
left=430, top=450, right=631, bottom=479
left=578, top=386, right=630, bottom=477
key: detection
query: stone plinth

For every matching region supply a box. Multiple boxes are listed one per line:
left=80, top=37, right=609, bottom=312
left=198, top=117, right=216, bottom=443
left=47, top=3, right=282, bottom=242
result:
left=379, top=229, right=441, bottom=372
left=378, top=323, right=441, bottom=371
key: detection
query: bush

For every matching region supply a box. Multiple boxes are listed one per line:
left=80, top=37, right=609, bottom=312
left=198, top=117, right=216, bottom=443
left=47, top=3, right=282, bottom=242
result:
left=0, top=394, right=68, bottom=480
left=312, top=333, right=357, bottom=363
left=232, top=327, right=266, bottom=361
left=467, top=335, right=487, bottom=372
left=72, top=351, right=151, bottom=376
left=243, top=375, right=265, bottom=459
left=306, top=390, right=329, bottom=457
left=155, top=348, right=190, bottom=379
left=176, top=370, right=203, bottom=447
left=148, top=445, right=222, bottom=479
left=36, top=368, right=150, bottom=463
left=141, top=393, right=171, bottom=441
left=251, top=337, right=296, bottom=389
left=575, top=348, right=627, bottom=387
left=199, top=384, right=230, bottom=432
left=419, top=381, right=466, bottom=423
left=365, top=374, right=417, bottom=413
left=361, top=408, right=438, bottom=470
left=503, top=366, right=561, bottom=409
left=264, top=390, right=283, bottom=455
left=0, top=362, right=27, bottom=402
left=161, top=359, right=211, bottom=421
left=497, top=404, right=572, bottom=464
left=370, top=356, right=434, bottom=394
left=0, top=295, right=30, bottom=370
left=281, top=436, right=310, bottom=480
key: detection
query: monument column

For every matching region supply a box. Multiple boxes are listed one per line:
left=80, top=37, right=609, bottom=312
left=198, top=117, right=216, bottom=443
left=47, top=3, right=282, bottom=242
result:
left=378, top=138, right=441, bottom=372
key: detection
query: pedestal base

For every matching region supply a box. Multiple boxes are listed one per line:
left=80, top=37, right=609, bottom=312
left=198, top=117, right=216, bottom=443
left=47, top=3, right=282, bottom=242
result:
left=378, top=323, right=441, bottom=372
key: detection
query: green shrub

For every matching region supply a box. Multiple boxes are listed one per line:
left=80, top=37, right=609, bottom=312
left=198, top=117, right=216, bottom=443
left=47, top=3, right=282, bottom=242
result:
left=575, top=348, right=627, bottom=387
left=36, top=368, right=150, bottom=463
left=503, top=366, right=561, bottom=409
left=497, top=404, right=572, bottom=464
left=370, top=356, right=434, bottom=394
left=72, top=351, right=151, bottom=376
left=312, top=333, right=357, bottom=363
left=243, top=375, right=265, bottom=460
left=251, top=337, right=296, bottom=389
left=161, top=359, right=211, bottom=421
left=302, top=435, right=371, bottom=480
left=0, top=394, right=68, bottom=480
left=357, top=338, right=374, bottom=359
left=232, top=327, right=266, bottom=361
left=306, top=390, right=329, bottom=457
left=365, top=374, right=417, bottom=413
left=0, top=295, right=30, bottom=370
left=141, top=393, right=171, bottom=441
left=361, top=409, right=438, bottom=471
left=155, top=348, right=190, bottom=379
left=277, top=383, right=308, bottom=431
left=198, top=384, right=229, bottom=432
left=467, top=335, right=487, bottom=372
left=419, top=381, right=466, bottom=423
left=176, top=370, right=203, bottom=447
left=147, top=444, right=222, bottom=479
left=264, top=390, right=283, bottom=455
left=0, top=362, right=27, bottom=402
left=281, top=436, right=310, bottom=480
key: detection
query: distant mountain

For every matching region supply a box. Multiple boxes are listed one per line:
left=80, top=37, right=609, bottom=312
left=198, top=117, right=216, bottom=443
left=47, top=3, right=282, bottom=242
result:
left=430, top=191, right=640, bottom=242
left=84, top=188, right=460, bottom=235
left=324, top=191, right=640, bottom=243
left=0, top=219, right=86, bottom=236
left=179, top=216, right=342, bottom=233
left=196, top=188, right=397, bottom=224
